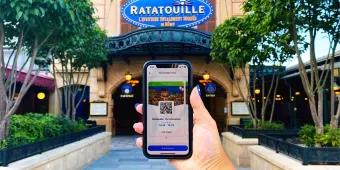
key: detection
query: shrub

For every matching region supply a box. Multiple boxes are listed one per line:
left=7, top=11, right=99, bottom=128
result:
left=244, top=120, right=284, bottom=130
left=315, top=125, right=340, bottom=147
left=299, top=124, right=340, bottom=147
left=1, top=113, right=87, bottom=148
left=298, top=125, right=315, bottom=147
left=54, top=116, right=87, bottom=133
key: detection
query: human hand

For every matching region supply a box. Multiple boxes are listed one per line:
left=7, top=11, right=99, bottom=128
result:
left=133, top=86, right=235, bottom=170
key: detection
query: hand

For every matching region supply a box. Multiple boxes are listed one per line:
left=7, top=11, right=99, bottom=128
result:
left=133, top=87, right=235, bottom=170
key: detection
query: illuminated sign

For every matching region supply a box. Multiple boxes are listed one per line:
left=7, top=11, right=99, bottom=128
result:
left=205, top=82, right=216, bottom=97
left=122, top=0, right=213, bottom=28
left=121, top=83, right=134, bottom=98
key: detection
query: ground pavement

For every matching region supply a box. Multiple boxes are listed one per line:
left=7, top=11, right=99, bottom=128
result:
left=85, top=136, right=249, bottom=170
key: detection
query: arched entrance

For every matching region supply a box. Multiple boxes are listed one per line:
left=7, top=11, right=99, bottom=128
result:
left=106, top=27, right=231, bottom=135
left=194, top=76, right=227, bottom=133
left=112, top=77, right=142, bottom=135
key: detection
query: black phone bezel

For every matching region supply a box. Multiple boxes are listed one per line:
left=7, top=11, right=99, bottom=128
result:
left=142, top=60, right=193, bottom=159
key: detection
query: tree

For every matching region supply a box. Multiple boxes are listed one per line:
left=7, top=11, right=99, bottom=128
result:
left=211, top=15, right=291, bottom=128
left=244, top=0, right=339, bottom=138
left=52, top=26, right=107, bottom=121
left=0, top=0, right=97, bottom=140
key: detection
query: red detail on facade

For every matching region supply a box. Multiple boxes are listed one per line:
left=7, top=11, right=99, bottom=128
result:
left=5, top=68, right=55, bottom=91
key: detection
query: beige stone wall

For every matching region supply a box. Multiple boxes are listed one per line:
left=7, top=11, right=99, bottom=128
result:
left=249, top=145, right=340, bottom=170
left=3, top=132, right=111, bottom=170
left=222, top=132, right=258, bottom=167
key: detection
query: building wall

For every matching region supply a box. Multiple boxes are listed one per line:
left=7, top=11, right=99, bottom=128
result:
left=88, top=56, right=248, bottom=134
left=91, top=0, right=244, bottom=36
left=51, top=0, right=247, bottom=134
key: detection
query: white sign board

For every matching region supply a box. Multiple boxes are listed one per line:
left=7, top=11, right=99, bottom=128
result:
left=90, top=102, right=107, bottom=116
left=232, top=102, right=250, bottom=116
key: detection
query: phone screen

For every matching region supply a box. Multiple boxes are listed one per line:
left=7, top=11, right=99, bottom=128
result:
left=146, top=64, right=190, bottom=156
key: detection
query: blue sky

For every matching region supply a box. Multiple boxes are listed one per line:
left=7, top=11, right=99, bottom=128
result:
left=284, top=32, right=340, bottom=68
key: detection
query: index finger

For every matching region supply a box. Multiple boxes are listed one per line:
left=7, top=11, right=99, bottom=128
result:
left=135, top=104, right=143, bottom=115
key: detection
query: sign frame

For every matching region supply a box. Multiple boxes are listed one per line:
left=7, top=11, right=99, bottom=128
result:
left=90, top=102, right=108, bottom=116
left=231, top=101, right=251, bottom=116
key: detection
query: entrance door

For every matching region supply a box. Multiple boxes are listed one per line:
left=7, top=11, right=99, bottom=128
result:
left=113, top=79, right=142, bottom=135
left=194, top=76, right=227, bottom=133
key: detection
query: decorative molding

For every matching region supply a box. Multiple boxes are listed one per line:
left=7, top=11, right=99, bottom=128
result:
left=106, top=27, right=211, bottom=56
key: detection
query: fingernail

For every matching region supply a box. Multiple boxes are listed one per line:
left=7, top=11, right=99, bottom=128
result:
left=134, top=103, right=139, bottom=109
left=196, top=85, right=201, bottom=96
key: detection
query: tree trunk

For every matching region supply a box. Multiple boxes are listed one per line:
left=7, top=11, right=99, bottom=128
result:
left=0, top=120, right=6, bottom=140
left=0, top=89, right=7, bottom=140
left=330, top=116, right=338, bottom=129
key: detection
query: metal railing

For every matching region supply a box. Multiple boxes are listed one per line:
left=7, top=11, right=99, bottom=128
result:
left=228, top=125, right=297, bottom=138
left=259, top=133, right=340, bottom=165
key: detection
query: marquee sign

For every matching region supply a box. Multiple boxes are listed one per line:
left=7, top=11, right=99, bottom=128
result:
left=121, top=0, right=214, bottom=28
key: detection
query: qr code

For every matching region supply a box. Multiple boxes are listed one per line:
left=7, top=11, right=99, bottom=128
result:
left=159, top=101, right=173, bottom=114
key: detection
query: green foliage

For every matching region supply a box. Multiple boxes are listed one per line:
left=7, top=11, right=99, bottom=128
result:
left=0, top=0, right=100, bottom=141
left=299, top=125, right=340, bottom=147
left=54, top=116, right=87, bottom=134
left=211, top=16, right=259, bottom=67
left=52, top=25, right=108, bottom=70
left=1, top=0, right=97, bottom=55
left=0, top=140, right=7, bottom=150
left=298, top=125, right=316, bottom=147
left=244, top=120, right=284, bottom=130
left=0, top=113, right=87, bottom=148
left=315, top=125, right=340, bottom=147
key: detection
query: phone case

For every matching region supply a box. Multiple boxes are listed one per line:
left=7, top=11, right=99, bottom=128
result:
left=142, top=60, right=193, bottom=159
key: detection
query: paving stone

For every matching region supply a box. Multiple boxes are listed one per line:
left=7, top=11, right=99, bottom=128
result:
left=85, top=136, right=174, bottom=170
left=85, top=136, right=249, bottom=170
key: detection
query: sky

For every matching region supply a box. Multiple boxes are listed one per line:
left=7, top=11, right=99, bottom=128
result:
left=284, top=32, right=339, bottom=68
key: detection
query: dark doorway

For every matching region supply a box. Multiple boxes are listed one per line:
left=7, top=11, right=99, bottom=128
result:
left=60, top=85, right=90, bottom=121
left=113, top=78, right=142, bottom=135
left=194, top=76, right=227, bottom=133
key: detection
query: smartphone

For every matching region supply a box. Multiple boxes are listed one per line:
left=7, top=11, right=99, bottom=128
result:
left=143, top=60, right=193, bottom=159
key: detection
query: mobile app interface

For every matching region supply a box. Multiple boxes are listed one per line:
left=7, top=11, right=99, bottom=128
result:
left=146, top=64, right=189, bottom=155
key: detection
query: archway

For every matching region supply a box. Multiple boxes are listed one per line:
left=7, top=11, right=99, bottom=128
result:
left=194, top=75, right=227, bottom=133
left=112, top=77, right=142, bottom=135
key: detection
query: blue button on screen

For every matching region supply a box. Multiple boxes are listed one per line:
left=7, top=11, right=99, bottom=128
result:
left=148, top=145, right=188, bottom=151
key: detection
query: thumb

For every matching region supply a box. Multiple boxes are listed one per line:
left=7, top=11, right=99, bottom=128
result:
left=190, top=86, right=211, bottom=121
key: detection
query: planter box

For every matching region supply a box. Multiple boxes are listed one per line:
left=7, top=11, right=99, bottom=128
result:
left=4, top=132, right=111, bottom=170
left=258, top=133, right=340, bottom=165
left=228, top=125, right=298, bottom=138
left=0, top=125, right=106, bottom=166
left=222, top=132, right=258, bottom=167
left=249, top=145, right=340, bottom=170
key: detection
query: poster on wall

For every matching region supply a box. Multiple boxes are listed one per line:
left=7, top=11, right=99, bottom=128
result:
left=231, top=102, right=251, bottom=116
left=121, top=0, right=214, bottom=28
left=90, top=102, right=108, bottom=116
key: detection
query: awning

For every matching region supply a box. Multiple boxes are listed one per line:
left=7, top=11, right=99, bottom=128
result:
left=5, top=68, right=55, bottom=91
left=106, top=27, right=212, bottom=58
